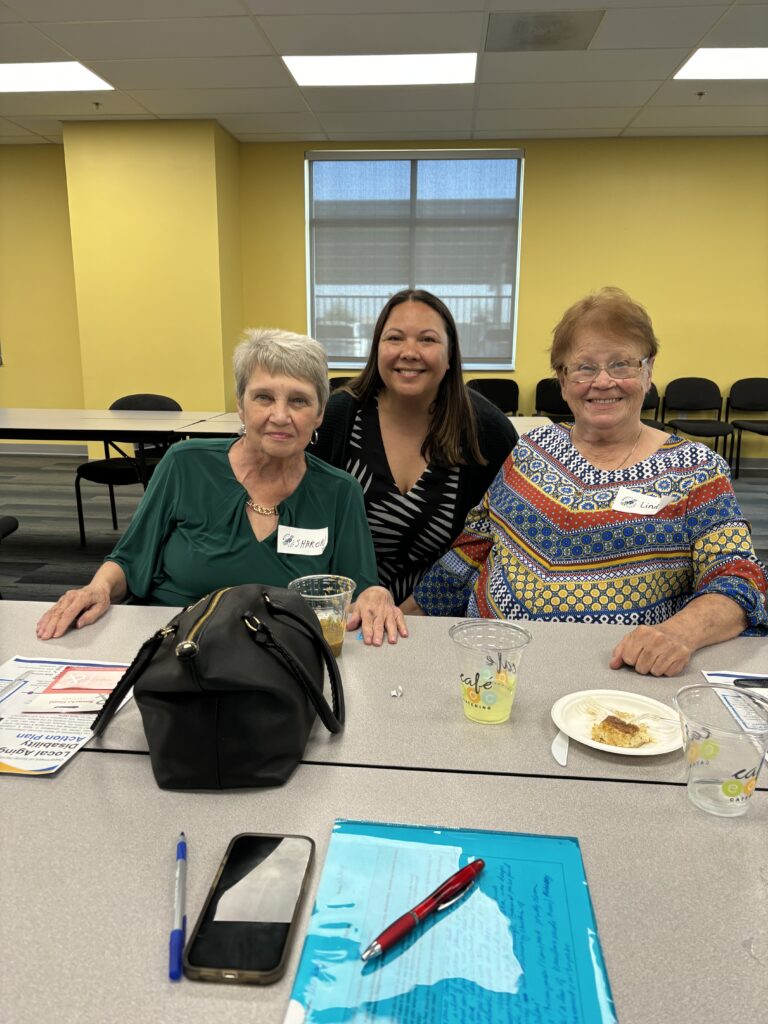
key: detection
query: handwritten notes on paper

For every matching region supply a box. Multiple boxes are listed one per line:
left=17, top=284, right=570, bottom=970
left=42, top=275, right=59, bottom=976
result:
left=286, top=820, right=616, bottom=1024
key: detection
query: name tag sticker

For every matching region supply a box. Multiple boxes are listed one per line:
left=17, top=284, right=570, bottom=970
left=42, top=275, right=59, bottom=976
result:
left=611, top=487, right=669, bottom=515
left=277, top=525, right=328, bottom=554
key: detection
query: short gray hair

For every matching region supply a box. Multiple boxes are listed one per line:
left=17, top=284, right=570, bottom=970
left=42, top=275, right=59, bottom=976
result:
left=233, top=328, right=330, bottom=409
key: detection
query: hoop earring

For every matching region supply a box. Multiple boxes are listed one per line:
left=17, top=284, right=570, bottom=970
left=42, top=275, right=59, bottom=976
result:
left=311, top=429, right=319, bottom=445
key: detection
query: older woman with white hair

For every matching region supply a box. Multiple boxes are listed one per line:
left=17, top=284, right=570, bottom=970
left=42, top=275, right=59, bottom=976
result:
left=37, top=328, right=406, bottom=645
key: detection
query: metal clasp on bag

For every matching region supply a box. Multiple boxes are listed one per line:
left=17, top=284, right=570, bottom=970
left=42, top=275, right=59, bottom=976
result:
left=175, top=640, right=199, bottom=658
left=243, top=612, right=273, bottom=646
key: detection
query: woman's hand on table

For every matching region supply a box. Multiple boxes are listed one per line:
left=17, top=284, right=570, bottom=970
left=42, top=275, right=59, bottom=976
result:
left=347, top=586, right=409, bottom=646
left=35, top=561, right=128, bottom=640
left=610, top=624, right=693, bottom=676
left=610, top=594, right=750, bottom=676
left=35, top=584, right=113, bottom=640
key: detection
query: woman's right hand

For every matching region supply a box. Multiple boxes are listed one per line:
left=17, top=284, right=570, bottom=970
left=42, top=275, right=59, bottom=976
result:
left=36, top=583, right=113, bottom=640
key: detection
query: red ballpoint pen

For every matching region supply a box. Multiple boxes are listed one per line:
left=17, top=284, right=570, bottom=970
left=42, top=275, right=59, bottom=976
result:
left=360, top=858, right=485, bottom=961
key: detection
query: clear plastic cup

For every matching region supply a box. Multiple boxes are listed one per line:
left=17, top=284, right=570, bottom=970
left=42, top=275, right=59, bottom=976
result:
left=287, top=575, right=355, bottom=657
left=673, top=683, right=768, bottom=817
left=449, top=620, right=531, bottom=724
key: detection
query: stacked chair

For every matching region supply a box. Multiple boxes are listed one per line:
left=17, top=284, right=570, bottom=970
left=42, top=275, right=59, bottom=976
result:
left=726, top=377, right=768, bottom=478
left=0, top=515, right=19, bottom=599
left=661, top=377, right=734, bottom=463
left=467, top=377, right=520, bottom=415
left=75, top=394, right=181, bottom=546
left=534, top=377, right=572, bottom=422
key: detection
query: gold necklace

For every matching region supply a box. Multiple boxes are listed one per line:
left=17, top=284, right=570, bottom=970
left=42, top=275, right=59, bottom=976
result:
left=245, top=498, right=279, bottom=517
left=573, top=426, right=644, bottom=471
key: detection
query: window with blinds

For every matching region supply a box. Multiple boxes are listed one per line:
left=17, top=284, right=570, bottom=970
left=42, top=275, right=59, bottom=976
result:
left=306, top=150, right=524, bottom=369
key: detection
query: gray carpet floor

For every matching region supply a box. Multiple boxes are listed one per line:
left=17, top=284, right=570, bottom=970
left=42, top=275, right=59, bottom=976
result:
left=1, top=451, right=766, bottom=604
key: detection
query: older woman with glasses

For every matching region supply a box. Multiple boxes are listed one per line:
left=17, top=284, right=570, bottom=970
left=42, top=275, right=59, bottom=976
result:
left=404, top=287, right=767, bottom=676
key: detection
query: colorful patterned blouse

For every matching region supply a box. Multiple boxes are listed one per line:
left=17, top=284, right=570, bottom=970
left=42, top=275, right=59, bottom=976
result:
left=413, top=424, right=768, bottom=633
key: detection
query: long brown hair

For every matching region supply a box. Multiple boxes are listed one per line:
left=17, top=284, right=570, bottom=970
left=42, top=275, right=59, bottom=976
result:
left=344, top=289, right=485, bottom=467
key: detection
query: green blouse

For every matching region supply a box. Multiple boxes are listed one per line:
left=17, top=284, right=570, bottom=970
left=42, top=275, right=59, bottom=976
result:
left=108, top=438, right=378, bottom=606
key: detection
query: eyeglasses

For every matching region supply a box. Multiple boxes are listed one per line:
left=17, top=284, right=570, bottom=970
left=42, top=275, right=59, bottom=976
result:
left=562, top=357, right=649, bottom=384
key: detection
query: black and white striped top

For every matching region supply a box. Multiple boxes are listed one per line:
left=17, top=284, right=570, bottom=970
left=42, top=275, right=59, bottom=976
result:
left=343, top=400, right=461, bottom=603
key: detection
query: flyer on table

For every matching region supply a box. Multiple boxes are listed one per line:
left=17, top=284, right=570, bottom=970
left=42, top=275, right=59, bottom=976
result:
left=0, top=657, right=127, bottom=776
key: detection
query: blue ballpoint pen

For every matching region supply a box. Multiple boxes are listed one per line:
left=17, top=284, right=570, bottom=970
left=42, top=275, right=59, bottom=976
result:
left=169, top=832, right=187, bottom=981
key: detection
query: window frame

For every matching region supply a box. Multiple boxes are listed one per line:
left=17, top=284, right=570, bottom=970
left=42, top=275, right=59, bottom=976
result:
left=305, top=149, right=525, bottom=371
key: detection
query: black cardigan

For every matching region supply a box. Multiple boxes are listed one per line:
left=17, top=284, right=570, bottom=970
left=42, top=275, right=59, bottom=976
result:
left=312, top=388, right=518, bottom=543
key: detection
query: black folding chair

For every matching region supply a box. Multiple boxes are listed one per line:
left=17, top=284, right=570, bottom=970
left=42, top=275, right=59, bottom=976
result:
left=534, top=378, right=572, bottom=423
left=467, top=377, right=519, bottom=415
left=726, top=377, right=768, bottom=478
left=661, top=377, right=734, bottom=463
left=641, top=383, right=666, bottom=431
left=75, top=394, right=181, bottom=546
left=0, top=515, right=19, bottom=599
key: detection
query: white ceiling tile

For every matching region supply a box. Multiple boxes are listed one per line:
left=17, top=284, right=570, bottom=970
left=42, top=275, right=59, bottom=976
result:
left=87, top=57, right=294, bottom=91
left=244, top=0, right=486, bottom=12
left=590, top=6, right=728, bottom=50
left=3, top=1, right=245, bottom=19
left=473, top=128, right=620, bottom=139
left=623, top=125, right=768, bottom=137
left=0, top=91, right=149, bottom=116
left=477, top=80, right=660, bottom=108
left=329, top=131, right=473, bottom=140
left=479, top=49, right=690, bottom=83
left=0, top=21, right=71, bottom=60
left=256, top=13, right=485, bottom=55
left=475, top=107, right=637, bottom=131
left=631, top=104, right=768, bottom=127
left=208, top=111, right=323, bottom=133
left=0, top=116, right=36, bottom=136
left=36, top=18, right=272, bottom=60
left=304, top=85, right=475, bottom=113
left=488, top=0, right=730, bottom=9
left=128, top=88, right=308, bottom=116
left=0, top=135, right=52, bottom=144
left=3, top=115, right=64, bottom=135
left=237, top=132, right=329, bottom=142
left=649, top=79, right=768, bottom=106
left=317, top=109, right=474, bottom=133
left=705, top=4, right=768, bottom=46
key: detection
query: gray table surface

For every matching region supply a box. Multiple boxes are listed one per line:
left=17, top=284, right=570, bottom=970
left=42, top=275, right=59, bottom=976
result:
left=3, top=602, right=766, bottom=786
left=1, top=753, right=766, bottom=1024
left=0, top=407, right=226, bottom=439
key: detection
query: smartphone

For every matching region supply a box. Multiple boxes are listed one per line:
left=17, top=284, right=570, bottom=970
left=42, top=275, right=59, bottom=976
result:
left=183, top=832, right=314, bottom=984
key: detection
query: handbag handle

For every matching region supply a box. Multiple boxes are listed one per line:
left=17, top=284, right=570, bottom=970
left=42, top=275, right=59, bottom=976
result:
left=90, top=627, right=170, bottom=737
left=245, top=593, right=345, bottom=733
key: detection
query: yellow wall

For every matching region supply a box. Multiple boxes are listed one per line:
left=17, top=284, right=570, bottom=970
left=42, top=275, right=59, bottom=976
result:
left=1, top=130, right=766, bottom=456
left=238, top=136, right=768, bottom=457
left=0, top=146, right=82, bottom=408
left=63, top=121, right=229, bottom=409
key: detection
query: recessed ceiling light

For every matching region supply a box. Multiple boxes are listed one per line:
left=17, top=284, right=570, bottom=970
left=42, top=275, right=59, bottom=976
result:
left=283, top=53, right=477, bottom=87
left=675, top=48, right=768, bottom=80
left=0, top=62, right=113, bottom=92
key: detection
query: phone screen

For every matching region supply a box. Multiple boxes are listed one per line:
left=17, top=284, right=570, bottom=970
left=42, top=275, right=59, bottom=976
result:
left=185, top=833, right=313, bottom=980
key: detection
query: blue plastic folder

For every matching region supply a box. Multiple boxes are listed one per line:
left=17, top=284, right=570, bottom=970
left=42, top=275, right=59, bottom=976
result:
left=285, top=819, right=616, bottom=1024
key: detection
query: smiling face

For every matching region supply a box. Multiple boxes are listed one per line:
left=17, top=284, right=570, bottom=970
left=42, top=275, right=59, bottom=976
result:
left=376, top=300, right=451, bottom=404
left=558, top=327, right=654, bottom=440
left=238, top=368, right=323, bottom=461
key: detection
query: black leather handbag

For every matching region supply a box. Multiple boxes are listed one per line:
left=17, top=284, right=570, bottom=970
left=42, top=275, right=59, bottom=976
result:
left=91, top=585, right=345, bottom=790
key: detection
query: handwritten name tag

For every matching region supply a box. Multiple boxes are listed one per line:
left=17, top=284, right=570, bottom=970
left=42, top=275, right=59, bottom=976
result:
left=277, top=525, right=328, bottom=554
left=611, top=487, right=668, bottom=515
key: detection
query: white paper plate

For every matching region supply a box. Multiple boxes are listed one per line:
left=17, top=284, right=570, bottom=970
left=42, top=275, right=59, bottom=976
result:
left=551, top=689, right=683, bottom=757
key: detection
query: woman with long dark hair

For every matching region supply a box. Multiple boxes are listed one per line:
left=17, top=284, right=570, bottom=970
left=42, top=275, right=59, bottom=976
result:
left=312, top=289, right=517, bottom=606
